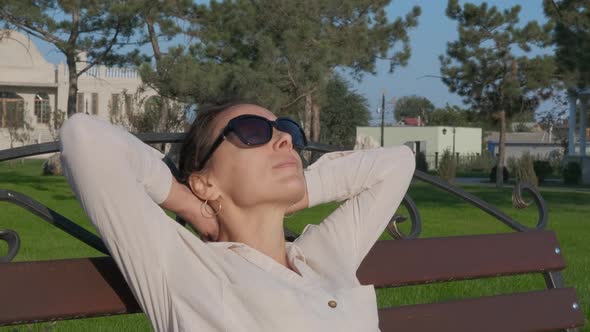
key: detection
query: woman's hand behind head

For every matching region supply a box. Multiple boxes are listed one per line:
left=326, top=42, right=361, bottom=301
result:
left=161, top=177, right=220, bottom=242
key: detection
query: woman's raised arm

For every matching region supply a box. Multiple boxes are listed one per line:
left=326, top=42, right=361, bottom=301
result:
left=296, top=146, right=416, bottom=272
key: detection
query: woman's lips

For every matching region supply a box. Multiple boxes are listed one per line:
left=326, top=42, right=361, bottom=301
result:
left=273, top=158, right=298, bottom=169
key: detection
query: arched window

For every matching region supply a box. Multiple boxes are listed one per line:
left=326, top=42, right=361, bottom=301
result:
left=35, top=93, right=51, bottom=124
left=0, top=92, right=24, bottom=128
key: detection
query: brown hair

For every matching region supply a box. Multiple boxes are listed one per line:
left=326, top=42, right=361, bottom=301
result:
left=178, top=100, right=256, bottom=184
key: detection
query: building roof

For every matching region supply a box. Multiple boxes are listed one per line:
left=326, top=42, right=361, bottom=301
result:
left=485, top=132, right=558, bottom=144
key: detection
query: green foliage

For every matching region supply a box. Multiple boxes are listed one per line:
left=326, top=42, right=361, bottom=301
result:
left=533, top=160, right=553, bottom=183
left=0, top=1, right=139, bottom=116
left=139, top=0, right=421, bottom=142
left=438, top=148, right=456, bottom=183
left=108, top=89, right=187, bottom=134
left=456, top=153, right=495, bottom=173
left=441, top=1, right=555, bottom=116
left=562, top=161, right=582, bottom=185
left=514, top=123, right=532, bottom=132
left=415, top=151, right=428, bottom=172
left=428, top=104, right=491, bottom=128
left=543, top=0, right=590, bottom=88
left=441, top=0, right=556, bottom=186
left=47, top=108, right=66, bottom=142
left=394, top=95, right=435, bottom=121
left=5, top=101, right=34, bottom=149
left=319, top=76, right=369, bottom=149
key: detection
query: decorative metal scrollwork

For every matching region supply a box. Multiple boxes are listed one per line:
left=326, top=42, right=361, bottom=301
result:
left=412, top=170, right=548, bottom=232
left=0, top=135, right=550, bottom=251
left=0, top=229, right=19, bottom=263
left=387, top=194, right=422, bottom=240
left=511, top=182, right=548, bottom=230
left=0, top=189, right=109, bottom=256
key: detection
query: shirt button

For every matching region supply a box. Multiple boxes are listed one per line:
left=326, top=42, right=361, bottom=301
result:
left=328, top=300, right=337, bottom=308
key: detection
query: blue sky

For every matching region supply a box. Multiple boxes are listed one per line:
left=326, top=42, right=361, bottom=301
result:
left=351, top=0, right=550, bottom=123
left=32, top=0, right=551, bottom=122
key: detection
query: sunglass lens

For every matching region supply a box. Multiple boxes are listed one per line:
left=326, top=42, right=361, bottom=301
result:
left=233, top=117, right=272, bottom=145
left=277, top=119, right=307, bottom=148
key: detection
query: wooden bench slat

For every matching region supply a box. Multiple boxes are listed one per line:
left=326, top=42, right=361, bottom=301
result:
left=358, top=230, right=566, bottom=287
left=0, top=231, right=580, bottom=328
left=0, top=257, right=140, bottom=326
left=378, top=287, right=585, bottom=332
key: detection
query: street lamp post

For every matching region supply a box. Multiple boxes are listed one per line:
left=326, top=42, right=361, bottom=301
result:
left=380, top=92, right=385, bottom=147
left=453, top=127, right=457, bottom=163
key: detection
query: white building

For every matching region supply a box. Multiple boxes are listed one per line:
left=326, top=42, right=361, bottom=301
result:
left=356, top=126, right=483, bottom=169
left=0, top=30, right=155, bottom=150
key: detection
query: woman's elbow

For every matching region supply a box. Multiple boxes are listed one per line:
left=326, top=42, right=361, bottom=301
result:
left=398, top=145, right=416, bottom=174
left=60, top=113, right=93, bottom=148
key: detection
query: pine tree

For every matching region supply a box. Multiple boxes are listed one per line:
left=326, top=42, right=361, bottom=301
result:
left=440, top=0, right=556, bottom=187
left=140, top=0, right=421, bottom=143
left=0, top=1, right=138, bottom=117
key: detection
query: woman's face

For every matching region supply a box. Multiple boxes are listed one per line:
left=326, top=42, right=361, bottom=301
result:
left=204, top=104, right=306, bottom=210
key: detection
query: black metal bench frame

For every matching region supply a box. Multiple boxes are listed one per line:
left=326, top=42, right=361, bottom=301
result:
left=0, top=134, right=585, bottom=331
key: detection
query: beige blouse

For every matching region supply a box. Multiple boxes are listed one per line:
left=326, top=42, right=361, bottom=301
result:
left=59, top=113, right=415, bottom=332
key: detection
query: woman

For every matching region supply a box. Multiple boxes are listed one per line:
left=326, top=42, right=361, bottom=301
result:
left=59, top=102, right=415, bottom=332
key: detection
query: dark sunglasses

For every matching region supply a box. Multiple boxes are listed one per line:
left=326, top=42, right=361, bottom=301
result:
left=197, top=114, right=308, bottom=170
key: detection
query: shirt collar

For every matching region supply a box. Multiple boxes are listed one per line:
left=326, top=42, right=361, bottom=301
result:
left=207, top=241, right=313, bottom=282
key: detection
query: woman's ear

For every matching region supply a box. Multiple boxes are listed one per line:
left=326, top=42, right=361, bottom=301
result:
left=188, top=173, right=221, bottom=201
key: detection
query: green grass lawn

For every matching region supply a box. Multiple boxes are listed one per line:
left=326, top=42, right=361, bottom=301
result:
left=1, top=159, right=588, bottom=331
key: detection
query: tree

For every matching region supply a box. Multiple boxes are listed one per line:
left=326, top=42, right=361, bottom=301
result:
left=544, top=0, right=590, bottom=89
left=428, top=104, right=471, bottom=127
left=544, top=1, right=590, bottom=138
left=47, top=108, right=66, bottom=142
left=319, top=76, right=370, bottom=149
left=141, top=0, right=421, bottom=144
left=128, top=1, right=195, bottom=131
left=5, top=101, right=34, bottom=167
left=108, top=88, right=187, bottom=135
left=394, top=95, right=435, bottom=123
left=440, top=0, right=556, bottom=187
left=0, top=1, right=137, bottom=117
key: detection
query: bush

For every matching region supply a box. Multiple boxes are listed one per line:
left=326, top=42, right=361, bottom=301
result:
left=415, top=151, right=428, bottom=172
left=42, top=153, right=62, bottom=176
left=533, top=160, right=553, bottom=184
left=438, top=149, right=456, bottom=183
left=562, top=161, right=582, bottom=185
left=547, top=149, right=563, bottom=174
left=456, top=152, right=495, bottom=173
left=513, top=152, right=538, bottom=187
left=489, top=165, right=510, bottom=183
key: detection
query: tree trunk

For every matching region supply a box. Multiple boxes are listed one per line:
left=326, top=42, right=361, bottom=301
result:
left=312, top=100, right=320, bottom=143
left=147, top=16, right=169, bottom=153
left=66, top=57, right=79, bottom=117
left=304, top=93, right=312, bottom=140
left=496, top=110, right=506, bottom=188
left=301, top=93, right=313, bottom=164
left=157, top=98, right=170, bottom=152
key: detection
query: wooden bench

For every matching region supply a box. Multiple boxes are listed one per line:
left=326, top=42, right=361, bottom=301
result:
left=0, top=137, right=586, bottom=331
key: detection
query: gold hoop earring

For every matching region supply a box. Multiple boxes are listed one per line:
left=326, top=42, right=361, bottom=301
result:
left=201, top=200, right=222, bottom=218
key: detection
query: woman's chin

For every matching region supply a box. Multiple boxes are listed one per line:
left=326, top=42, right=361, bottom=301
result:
left=277, top=179, right=306, bottom=203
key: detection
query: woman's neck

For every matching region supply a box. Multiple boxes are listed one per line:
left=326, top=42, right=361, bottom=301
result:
left=217, top=205, right=290, bottom=269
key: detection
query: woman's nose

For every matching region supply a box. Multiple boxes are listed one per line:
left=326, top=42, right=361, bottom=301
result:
left=273, top=128, right=293, bottom=150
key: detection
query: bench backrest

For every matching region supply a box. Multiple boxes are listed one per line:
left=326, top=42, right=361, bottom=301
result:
left=0, top=230, right=585, bottom=331
left=358, top=230, right=585, bottom=331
